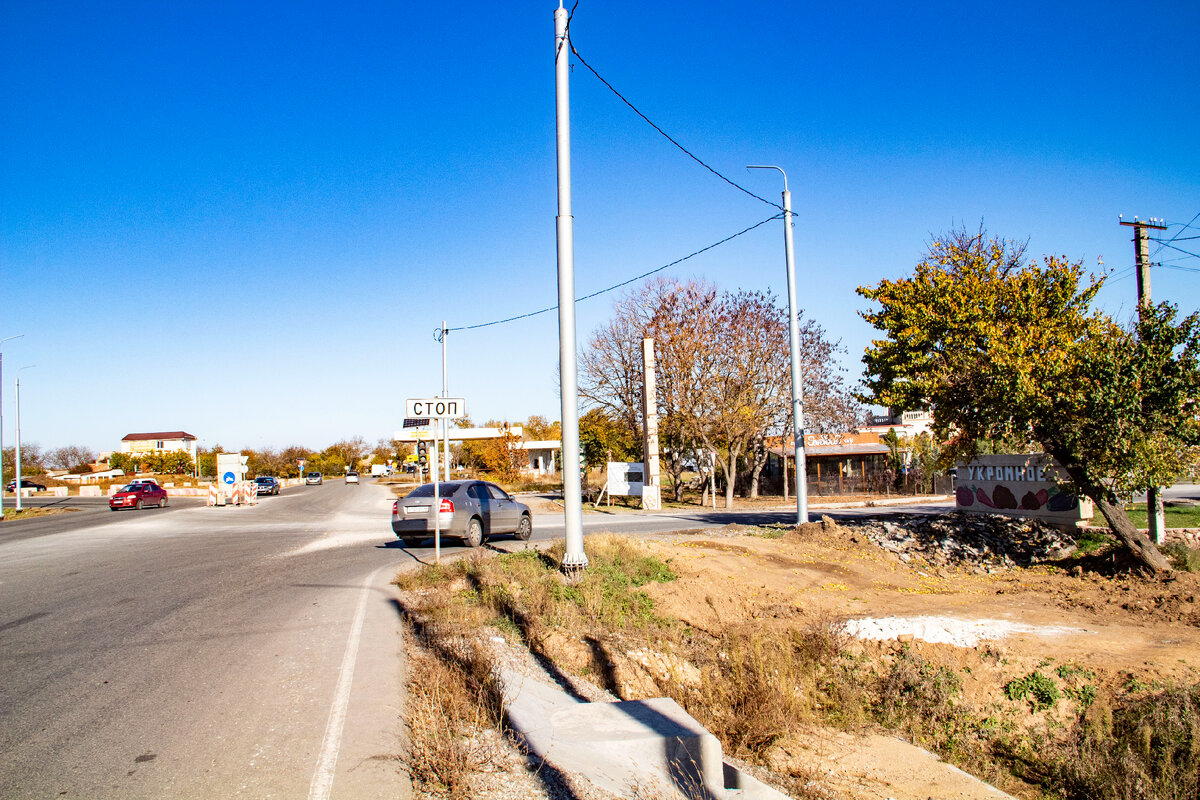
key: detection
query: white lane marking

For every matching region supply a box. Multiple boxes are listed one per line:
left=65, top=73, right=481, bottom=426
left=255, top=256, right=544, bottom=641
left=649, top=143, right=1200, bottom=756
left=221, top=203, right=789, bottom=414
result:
left=308, top=565, right=384, bottom=800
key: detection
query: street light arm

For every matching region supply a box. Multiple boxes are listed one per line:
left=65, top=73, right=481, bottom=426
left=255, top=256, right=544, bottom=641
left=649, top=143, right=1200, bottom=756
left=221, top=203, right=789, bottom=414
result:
left=746, top=165, right=788, bottom=193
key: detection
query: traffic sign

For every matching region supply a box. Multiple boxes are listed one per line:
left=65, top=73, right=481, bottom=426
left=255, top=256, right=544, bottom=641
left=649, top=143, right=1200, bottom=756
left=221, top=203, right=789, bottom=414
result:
left=222, top=471, right=236, bottom=485
left=405, top=397, right=466, bottom=419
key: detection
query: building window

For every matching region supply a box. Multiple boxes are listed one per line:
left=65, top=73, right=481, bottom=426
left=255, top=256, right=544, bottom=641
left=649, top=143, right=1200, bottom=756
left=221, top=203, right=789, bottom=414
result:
left=155, top=441, right=164, bottom=449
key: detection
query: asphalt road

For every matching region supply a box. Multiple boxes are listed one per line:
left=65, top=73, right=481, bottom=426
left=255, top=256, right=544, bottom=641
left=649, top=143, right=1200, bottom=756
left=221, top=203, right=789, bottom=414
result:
left=0, top=480, right=412, bottom=800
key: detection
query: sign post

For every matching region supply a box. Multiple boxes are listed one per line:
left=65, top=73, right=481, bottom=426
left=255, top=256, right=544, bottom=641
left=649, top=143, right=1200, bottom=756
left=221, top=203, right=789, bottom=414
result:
left=406, top=398, right=466, bottom=564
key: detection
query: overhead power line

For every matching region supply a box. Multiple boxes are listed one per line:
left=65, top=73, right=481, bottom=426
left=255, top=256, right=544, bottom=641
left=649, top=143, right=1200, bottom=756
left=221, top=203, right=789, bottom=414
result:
left=447, top=212, right=783, bottom=333
left=1152, top=240, right=1200, bottom=261
left=1150, top=210, right=1200, bottom=260
left=566, top=38, right=783, bottom=211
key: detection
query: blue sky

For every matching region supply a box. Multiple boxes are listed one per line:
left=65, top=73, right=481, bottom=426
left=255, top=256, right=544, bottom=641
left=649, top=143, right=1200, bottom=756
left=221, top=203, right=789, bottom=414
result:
left=2, top=1, right=1197, bottom=454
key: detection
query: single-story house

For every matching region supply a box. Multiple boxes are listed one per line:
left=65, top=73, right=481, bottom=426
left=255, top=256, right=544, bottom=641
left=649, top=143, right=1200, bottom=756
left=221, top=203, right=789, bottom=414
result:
left=768, top=432, right=892, bottom=495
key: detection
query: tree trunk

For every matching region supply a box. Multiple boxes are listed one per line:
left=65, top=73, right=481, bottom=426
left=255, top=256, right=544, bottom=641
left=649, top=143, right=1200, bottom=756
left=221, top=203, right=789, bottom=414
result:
left=723, top=448, right=739, bottom=509
left=1093, top=495, right=1173, bottom=573
left=666, top=451, right=686, bottom=502
left=748, top=439, right=768, bottom=499
left=1041, top=440, right=1173, bottom=574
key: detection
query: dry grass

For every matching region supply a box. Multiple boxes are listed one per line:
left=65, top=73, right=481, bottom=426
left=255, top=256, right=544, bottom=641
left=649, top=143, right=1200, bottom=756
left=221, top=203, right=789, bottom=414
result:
left=396, top=533, right=1200, bottom=800
left=2, top=507, right=78, bottom=520
left=398, top=596, right=506, bottom=798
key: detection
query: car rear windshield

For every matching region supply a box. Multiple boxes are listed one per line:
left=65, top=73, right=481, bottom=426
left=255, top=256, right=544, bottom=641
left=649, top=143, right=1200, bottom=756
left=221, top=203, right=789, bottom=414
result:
left=405, top=483, right=457, bottom=498
left=306, top=472, right=320, bottom=477
left=255, top=478, right=272, bottom=483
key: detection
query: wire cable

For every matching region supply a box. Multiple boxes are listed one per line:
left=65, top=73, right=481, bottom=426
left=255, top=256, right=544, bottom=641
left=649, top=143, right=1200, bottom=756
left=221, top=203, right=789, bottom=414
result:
left=566, top=38, right=783, bottom=211
left=1152, top=241, right=1200, bottom=261
left=1151, top=210, right=1200, bottom=260
left=447, top=212, right=783, bottom=332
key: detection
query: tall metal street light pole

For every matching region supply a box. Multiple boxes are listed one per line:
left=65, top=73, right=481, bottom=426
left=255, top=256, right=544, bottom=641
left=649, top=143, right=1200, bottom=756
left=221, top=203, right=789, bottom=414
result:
left=554, top=1, right=587, bottom=571
left=14, top=365, right=35, bottom=513
left=441, top=320, right=450, bottom=482
left=0, top=334, right=25, bottom=518
left=747, top=165, right=808, bottom=525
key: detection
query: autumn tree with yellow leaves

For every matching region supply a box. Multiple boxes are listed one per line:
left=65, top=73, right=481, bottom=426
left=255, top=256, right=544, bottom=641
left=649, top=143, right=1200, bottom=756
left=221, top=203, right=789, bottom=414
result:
left=858, top=226, right=1200, bottom=573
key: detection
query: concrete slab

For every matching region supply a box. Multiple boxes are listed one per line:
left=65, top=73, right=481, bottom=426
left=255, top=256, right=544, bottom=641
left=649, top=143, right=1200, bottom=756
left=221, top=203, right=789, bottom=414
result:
left=500, top=668, right=789, bottom=799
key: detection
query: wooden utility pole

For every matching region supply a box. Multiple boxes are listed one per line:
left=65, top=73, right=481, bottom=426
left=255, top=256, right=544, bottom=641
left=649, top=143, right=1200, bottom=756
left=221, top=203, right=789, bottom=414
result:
left=1120, top=216, right=1168, bottom=544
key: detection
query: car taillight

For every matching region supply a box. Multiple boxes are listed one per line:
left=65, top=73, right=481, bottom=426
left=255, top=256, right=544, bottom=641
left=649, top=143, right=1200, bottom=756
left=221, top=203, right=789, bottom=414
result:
left=439, top=498, right=454, bottom=513
left=392, top=501, right=398, bottom=514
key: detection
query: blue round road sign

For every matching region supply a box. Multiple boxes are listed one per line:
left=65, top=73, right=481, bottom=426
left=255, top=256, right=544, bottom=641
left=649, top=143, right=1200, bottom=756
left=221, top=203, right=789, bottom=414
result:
left=222, top=471, right=236, bottom=485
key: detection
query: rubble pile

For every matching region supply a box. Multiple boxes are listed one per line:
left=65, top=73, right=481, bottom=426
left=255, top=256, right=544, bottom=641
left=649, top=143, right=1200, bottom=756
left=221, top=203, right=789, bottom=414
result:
left=841, top=512, right=1079, bottom=571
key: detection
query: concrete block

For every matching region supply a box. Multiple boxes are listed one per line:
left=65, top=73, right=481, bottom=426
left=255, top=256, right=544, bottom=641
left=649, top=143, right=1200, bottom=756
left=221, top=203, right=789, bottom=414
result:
left=723, top=763, right=792, bottom=800
left=502, top=669, right=724, bottom=799
left=79, top=486, right=101, bottom=497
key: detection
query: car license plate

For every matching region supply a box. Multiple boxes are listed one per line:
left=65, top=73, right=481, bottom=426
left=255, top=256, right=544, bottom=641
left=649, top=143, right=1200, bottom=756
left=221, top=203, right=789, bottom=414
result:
left=406, top=505, right=429, bottom=514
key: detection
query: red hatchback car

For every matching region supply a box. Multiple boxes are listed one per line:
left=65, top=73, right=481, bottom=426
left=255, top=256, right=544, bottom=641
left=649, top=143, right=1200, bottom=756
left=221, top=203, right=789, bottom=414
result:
left=109, top=481, right=168, bottom=511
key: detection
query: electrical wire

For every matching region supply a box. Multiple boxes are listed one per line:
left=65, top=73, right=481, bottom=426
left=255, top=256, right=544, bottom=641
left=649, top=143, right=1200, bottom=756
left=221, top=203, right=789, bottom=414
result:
left=1152, top=241, right=1200, bottom=261
left=554, top=0, right=579, bottom=63
left=1151, top=210, right=1200, bottom=260
left=566, top=38, right=783, bottom=211
left=447, top=212, right=783, bottom=332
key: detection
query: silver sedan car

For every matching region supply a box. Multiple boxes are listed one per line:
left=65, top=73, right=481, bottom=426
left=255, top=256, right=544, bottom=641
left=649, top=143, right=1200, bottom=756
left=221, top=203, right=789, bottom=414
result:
left=391, top=480, right=533, bottom=548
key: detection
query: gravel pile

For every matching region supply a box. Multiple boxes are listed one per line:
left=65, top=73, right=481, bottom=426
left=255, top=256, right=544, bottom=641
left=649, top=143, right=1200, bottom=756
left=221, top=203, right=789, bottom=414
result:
left=841, top=512, right=1079, bottom=571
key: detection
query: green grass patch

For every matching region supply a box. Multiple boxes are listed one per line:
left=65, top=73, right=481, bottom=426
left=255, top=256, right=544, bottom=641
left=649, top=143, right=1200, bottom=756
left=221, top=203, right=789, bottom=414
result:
left=1124, top=502, right=1200, bottom=529
left=1074, top=528, right=1114, bottom=555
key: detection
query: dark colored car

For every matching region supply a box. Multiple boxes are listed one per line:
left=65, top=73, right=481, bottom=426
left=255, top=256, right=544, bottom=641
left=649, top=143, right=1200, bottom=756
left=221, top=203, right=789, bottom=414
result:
left=109, top=482, right=168, bottom=511
left=305, top=472, right=323, bottom=485
left=391, top=480, right=533, bottom=548
left=6, top=479, right=47, bottom=492
left=254, top=476, right=281, bottom=495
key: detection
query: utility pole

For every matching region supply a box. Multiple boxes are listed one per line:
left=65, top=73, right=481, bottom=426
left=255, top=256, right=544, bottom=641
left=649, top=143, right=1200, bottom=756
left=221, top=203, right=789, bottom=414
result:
left=0, top=335, right=26, bottom=519
left=440, top=320, right=450, bottom=482
left=1120, top=215, right=1168, bottom=544
left=747, top=165, right=808, bottom=525
left=641, top=338, right=662, bottom=510
left=554, top=1, right=586, bottom=571
left=14, top=376, right=23, bottom=512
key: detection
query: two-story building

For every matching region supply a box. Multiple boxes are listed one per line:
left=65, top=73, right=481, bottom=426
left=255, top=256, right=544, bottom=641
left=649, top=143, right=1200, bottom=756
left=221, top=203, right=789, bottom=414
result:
left=119, top=431, right=199, bottom=462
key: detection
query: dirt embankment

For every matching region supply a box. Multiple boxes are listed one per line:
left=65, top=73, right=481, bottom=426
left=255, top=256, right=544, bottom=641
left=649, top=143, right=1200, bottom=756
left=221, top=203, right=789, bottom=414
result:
left=616, top=517, right=1200, bottom=799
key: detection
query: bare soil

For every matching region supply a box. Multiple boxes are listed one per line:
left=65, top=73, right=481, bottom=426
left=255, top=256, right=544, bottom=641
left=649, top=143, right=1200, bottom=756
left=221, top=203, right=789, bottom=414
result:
left=622, top=520, right=1200, bottom=798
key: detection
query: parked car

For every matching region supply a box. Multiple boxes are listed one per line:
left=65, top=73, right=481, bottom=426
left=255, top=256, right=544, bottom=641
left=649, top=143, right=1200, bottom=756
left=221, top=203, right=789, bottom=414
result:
left=6, top=479, right=47, bottom=492
left=391, top=480, right=532, bottom=548
left=305, top=472, right=323, bottom=485
left=254, top=476, right=281, bottom=495
left=109, top=482, right=168, bottom=511
left=346, top=471, right=359, bottom=485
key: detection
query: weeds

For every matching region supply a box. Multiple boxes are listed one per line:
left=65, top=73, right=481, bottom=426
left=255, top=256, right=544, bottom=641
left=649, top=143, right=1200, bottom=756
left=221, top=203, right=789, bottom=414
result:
left=1055, top=684, right=1200, bottom=800
left=403, top=636, right=504, bottom=798
left=1005, top=670, right=1061, bottom=711
left=1161, top=541, right=1200, bottom=572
